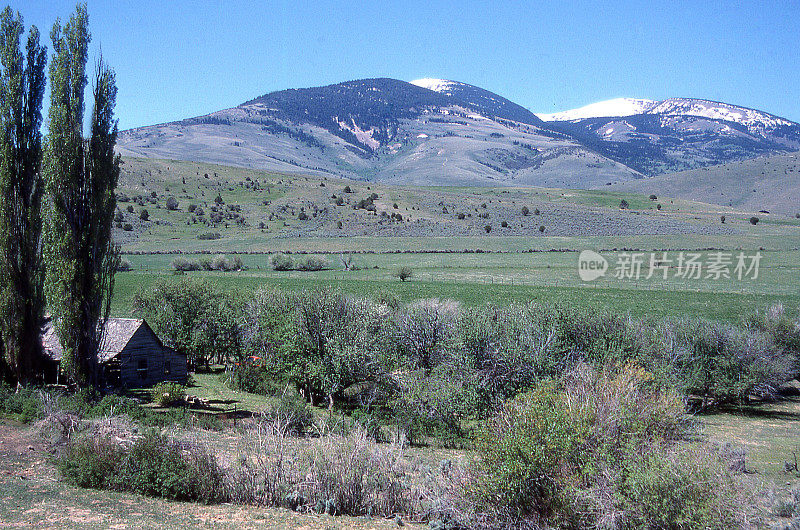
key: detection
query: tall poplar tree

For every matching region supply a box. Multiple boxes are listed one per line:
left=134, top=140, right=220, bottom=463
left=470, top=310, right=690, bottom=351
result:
left=43, top=3, right=120, bottom=388
left=0, top=7, right=47, bottom=385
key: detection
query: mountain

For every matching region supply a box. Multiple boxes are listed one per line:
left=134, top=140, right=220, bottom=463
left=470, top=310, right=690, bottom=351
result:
left=613, top=150, right=800, bottom=215
left=539, top=97, right=800, bottom=176
left=536, top=98, right=656, bottom=121
left=117, top=79, right=800, bottom=188
left=118, top=78, right=640, bottom=187
left=410, top=78, right=545, bottom=126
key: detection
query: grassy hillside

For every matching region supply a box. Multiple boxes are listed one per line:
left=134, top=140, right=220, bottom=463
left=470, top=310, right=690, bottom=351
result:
left=115, top=156, right=797, bottom=253
left=614, top=150, right=800, bottom=215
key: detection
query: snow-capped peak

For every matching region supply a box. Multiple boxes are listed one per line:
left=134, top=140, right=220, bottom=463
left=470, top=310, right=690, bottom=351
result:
left=411, top=78, right=458, bottom=94
left=536, top=98, right=656, bottom=121
left=646, top=98, right=795, bottom=130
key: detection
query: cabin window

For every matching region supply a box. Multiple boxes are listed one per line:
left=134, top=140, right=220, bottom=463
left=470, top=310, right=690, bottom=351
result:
left=137, top=359, right=148, bottom=380
left=164, top=361, right=171, bottom=376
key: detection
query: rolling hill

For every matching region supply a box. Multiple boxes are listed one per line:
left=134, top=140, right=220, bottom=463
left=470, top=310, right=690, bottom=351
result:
left=118, top=78, right=640, bottom=188
left=117, top=78, right=800, bottom=191
left=613, top=150, right=800, bottom=215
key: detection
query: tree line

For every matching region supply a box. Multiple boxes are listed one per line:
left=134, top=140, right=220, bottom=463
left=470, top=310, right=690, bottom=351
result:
left=0, top=3, right=119, bottom=389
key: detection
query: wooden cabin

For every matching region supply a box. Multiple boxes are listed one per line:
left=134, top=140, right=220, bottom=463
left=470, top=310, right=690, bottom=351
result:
left=41, top=318, right=187, bottom=387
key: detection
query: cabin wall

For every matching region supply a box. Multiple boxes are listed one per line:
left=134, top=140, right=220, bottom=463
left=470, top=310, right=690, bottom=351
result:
left=117, top=326, right=187, bottom=387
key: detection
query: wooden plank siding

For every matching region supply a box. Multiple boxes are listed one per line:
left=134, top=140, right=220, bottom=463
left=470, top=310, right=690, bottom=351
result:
left=116, top=323, right=187, bottom=387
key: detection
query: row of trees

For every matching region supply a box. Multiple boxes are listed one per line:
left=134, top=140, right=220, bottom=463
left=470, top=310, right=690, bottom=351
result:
left=0, top=3, right=119, bottom=388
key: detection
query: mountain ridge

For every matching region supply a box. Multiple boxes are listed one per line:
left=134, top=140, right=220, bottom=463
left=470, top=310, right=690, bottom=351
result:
left=117, top=77, right=800, bottom=189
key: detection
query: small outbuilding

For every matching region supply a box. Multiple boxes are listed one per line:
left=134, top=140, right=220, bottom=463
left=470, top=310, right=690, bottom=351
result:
left=42, top=318, right=187, bottom=387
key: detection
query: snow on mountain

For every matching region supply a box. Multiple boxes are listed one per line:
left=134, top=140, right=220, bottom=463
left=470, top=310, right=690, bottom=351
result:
left=410, top=78, right=458, bottom=94
left=645, top=98, right=796, bottom=131
left=536, top=98, right=656, bottom=121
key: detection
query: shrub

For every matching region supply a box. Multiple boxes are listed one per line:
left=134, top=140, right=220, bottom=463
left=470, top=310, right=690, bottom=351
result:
left=166, top=196, right=179, bottom=210
left=270, top=253, right=294, bottom=271
left=139, top=209, right=149, bottom=221
left=59, top=431, right=226, bottom=503
left=484, top=224, right=491, bottom=233
left=620, top=445, right=744, bottom=528
left=456, top=366, right=738, bottom=529
left=262, top=388, right=314, bottom=435
left=721, top=215, right=726, bottom=223
left=521, top=206, right=529, bottom=216
left=664, top=319, right=795, bottom=406
left=151, top=382, right=186, bottom=407
left=619, top=199, right=630, bottom=209
left=197, top=232, right=221, bottom=240
left=539, top=225, right=545, bottom=233
left=0, top=386, right=42, bottom=423
left=649, top=194, right=658, bottom=200
left=171, top=257, right=200, bottom=271
left=116, top=258, right=133, bottom=272
left=750, top=216, right=759, bottom=225
left=297, top=256, right=328, bottom=271
left=122, top=223, right=133, bottom=231
left=126, top=205, right=134, bottom=213
left=395, top=266, right=413, bottom=282
left=500, top=220, right=508, bottom=228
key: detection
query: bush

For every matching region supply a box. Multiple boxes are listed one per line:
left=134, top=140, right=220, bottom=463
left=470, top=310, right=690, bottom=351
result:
left=139, top=209, right=149, bottom=221
left=270, top=253, right=294, bottom=271
left=664, top=319, right=795, bottom=406
left=59, top=431, right=226, bottom=503
left=620, top=445, right=744, bottom=528
left=456, top=366, right=738, bottom=529
left=484, top=224, right=491, bottom=233
left=619, top=199, right=630, bottom=209
left=166, top=196, right=179, bottom=210
left=0, top=386, right=42, bottom=423
left=750, top=216, right=759, bottom=225
left=122, top=223, right=133, bottom=231
left=395, top=266, right=413, bottom=282
left=297, top=256, right=328, bottom=271
left=197, top=232, right=221, bottom=240
left=262, top=389, right=314, bottom=435
left=116, top=258, right=133, bottom=272
left=521, top=206, right=529, bottom=216
left=171, top=257, right=200, bottom=271
left=151, top=382, right=186, bottom=407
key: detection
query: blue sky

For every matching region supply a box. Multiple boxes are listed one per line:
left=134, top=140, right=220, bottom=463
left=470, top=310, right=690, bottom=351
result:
left=11, top=0, right=800, bottom=130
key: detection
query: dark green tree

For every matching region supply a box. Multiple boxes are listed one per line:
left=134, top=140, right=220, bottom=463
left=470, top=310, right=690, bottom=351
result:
left=43, top=4, right=120, bottom=387
left=0, top=8, right=47, bottom=385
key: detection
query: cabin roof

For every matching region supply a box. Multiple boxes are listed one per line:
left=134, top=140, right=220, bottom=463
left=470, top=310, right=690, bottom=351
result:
left=41, top=318, right=177, bottom=363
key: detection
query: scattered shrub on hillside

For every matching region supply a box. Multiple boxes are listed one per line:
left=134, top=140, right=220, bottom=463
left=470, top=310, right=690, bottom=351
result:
left=649, top=194, right=658, bottom=200
left=521, top=206, right=529, bottom=216
left=750, top=216, right=759, bottom=225
left=539, top=225, right=545, bottom=233
left=126, top=205, right=134, bottom=213
left=197, top=231, right=221, bottom=240
left=619, top=199, right=630, bottom=209
left=122, top=223, right=133, bottom=231
left=484, top=224, right=491, bottom=233
left=721, top=215, right=726, bottom=223
left=139, top=209, right=149, bottom=221
left=270, top=253, right=294, bottom=271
